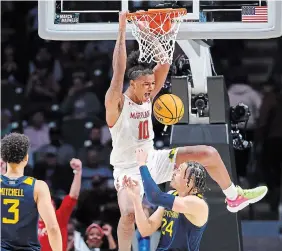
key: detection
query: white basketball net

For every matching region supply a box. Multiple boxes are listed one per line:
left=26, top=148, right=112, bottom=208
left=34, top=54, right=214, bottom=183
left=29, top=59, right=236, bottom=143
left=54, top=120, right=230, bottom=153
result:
left=127, top=9, right=187, bottom=65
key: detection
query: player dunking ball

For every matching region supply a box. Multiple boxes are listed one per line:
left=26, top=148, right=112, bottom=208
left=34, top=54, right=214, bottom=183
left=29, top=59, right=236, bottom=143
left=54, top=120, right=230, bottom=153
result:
left=124, top=149, right=208, bottom=251
left=1, top=133, right=62, bottom=251
left=106, top=12, right=268, bottom=251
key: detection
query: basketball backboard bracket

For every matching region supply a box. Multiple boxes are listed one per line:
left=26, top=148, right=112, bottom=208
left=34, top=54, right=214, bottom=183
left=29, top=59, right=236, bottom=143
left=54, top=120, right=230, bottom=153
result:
left=177, top=40, right=211, bottom=124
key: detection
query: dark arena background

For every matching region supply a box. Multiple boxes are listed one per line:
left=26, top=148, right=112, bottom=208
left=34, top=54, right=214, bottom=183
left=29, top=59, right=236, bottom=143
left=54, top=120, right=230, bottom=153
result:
left=1, top=1, right=282, bottom=251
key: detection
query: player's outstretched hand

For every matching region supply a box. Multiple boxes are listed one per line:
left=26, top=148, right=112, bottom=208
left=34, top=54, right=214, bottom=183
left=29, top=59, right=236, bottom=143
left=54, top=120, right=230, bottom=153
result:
left=70, top=158, right=82, bottom=173
left=135, top=148, right=148, bottom=166
left=119, top=11, right=128, bottom=30
left=123, top=176, right=140, bottom=200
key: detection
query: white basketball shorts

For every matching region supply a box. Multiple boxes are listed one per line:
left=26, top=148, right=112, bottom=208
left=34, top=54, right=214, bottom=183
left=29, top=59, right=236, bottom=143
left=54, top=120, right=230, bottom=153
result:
left=113, top=148, right=178, bottom=195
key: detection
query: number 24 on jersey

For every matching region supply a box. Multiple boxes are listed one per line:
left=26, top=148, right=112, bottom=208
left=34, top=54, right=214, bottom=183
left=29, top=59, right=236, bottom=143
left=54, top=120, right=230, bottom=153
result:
left=162, top=218, right=174, bottom=237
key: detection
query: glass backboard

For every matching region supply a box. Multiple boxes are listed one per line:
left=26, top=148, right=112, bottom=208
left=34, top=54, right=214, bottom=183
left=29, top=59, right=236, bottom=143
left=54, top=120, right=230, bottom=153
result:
left=38, top=0, right=282, bottom=40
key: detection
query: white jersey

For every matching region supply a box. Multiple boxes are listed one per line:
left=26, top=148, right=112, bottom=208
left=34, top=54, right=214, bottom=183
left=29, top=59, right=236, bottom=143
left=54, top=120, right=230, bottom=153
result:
left=109, top=94, right=155, bottom=168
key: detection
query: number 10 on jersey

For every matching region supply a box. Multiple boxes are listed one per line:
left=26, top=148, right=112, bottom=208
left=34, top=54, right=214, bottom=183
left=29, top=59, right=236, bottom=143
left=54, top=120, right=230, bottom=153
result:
left=138, top=120, right=149, bottom=140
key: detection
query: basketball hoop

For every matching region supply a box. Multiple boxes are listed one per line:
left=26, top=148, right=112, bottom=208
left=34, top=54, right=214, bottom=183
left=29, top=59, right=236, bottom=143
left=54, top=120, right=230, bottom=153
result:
left=126, top=8, right=187, bottom=65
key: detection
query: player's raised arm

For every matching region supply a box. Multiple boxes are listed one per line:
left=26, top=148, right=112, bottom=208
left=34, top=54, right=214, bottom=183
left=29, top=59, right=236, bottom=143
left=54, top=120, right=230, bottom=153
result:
left=35, top=180, right=62, bottom=251
left=151, top=62, right=170, bottom=99
left=105, top=12, right=127, bottom=117
left=151, top=37, right=170, bottom=98
left=123, top=176, right=165, bottom=237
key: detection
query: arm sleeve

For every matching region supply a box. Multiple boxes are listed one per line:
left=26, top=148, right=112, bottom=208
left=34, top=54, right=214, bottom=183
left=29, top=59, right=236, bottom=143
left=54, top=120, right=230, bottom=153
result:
left=140, top=165, right=175, bottom=209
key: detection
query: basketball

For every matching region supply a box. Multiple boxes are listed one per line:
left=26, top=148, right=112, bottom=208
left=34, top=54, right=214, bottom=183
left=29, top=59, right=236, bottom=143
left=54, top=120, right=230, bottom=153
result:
left=153, top=94, right=184, bottom=125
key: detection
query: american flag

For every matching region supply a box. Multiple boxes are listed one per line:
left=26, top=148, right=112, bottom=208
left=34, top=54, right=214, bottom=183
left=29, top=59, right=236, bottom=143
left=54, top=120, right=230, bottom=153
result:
left=241, top=6, right=268, bottom=22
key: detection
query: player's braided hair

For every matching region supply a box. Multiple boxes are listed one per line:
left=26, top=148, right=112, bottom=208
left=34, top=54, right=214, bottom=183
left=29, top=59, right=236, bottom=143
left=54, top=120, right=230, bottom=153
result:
left=127, top=50, right=155, bottom=80
left=185, top=161, right=207, bottom=194
left=1, top=133, right=30, bottom=164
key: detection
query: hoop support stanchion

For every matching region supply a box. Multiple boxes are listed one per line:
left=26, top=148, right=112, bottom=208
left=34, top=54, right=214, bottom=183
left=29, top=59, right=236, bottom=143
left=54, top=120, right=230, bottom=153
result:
left=177, top=40, right=212, bottom=124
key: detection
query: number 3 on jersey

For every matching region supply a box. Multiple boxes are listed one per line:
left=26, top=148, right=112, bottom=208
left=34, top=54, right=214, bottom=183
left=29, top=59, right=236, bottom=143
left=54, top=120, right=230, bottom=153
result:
left=138, top=120, right=149, bottom=140
left=2, top=199, right=20, bottom=224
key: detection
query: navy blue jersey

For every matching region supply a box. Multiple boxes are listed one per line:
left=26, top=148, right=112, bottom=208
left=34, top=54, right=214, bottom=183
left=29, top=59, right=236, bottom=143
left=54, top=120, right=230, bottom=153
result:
left=1, top=175, right=40, bottom=251
left=156, top=191, right=207, bottom=251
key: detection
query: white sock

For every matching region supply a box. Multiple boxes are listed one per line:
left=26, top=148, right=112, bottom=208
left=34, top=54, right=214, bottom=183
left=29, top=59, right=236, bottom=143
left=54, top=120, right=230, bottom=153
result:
left=223, top=183, right=238, bottom=200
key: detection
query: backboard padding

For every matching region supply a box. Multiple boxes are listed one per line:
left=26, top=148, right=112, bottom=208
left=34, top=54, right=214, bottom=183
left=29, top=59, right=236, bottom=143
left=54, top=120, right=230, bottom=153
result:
left=38, top=0, right=282, bottom=40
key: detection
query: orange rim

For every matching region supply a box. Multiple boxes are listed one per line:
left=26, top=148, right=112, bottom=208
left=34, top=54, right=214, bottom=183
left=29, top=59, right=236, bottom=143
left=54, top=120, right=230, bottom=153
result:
left=126, top=8, right=187, bottom=20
